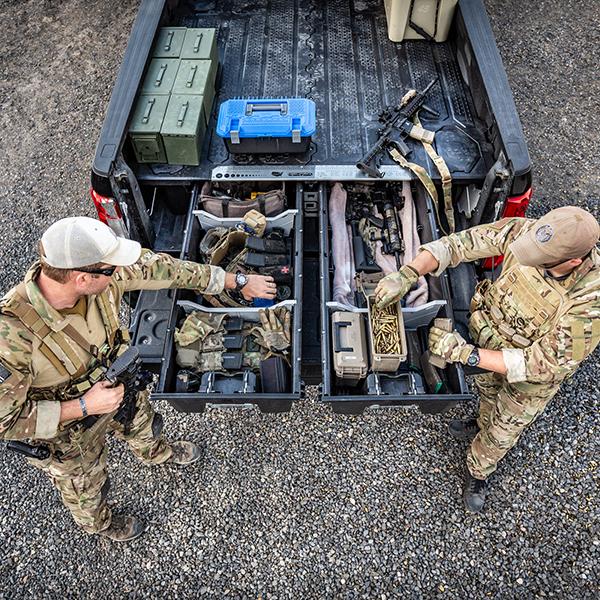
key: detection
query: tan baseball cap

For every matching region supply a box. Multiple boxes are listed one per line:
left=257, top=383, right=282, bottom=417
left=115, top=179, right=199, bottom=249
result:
left=509, top=206, right=600, bottom=267
left=41, top=217, right=141, bottom=269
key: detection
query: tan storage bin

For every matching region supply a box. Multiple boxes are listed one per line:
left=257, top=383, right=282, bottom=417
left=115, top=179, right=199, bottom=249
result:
left=332, top=312, right=369, bottom=381
left=366, top=295, right=407, bottom=373
left=384, top=0, right=458, bottom=43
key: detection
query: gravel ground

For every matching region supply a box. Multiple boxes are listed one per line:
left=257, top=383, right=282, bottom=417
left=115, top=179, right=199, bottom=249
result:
left=0, top=0, right=598, bottom=598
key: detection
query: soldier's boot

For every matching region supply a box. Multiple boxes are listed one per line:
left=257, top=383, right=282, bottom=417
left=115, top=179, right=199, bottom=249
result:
left=165, top=440, right=204, bottom=465
left=99, top=515, right=145, bottom=542
left=448, top=418, right=480, bottom=441
left=462, top=472, right=488, bottom=513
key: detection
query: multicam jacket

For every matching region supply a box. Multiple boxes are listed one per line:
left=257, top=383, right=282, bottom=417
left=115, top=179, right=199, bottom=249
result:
left=0, top=250, right=225, bottom=441
left=421, top=217, right=600, bottom=385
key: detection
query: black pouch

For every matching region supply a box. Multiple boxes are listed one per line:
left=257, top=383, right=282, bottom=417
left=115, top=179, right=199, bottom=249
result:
left=259, top=356, right=290, bottom=393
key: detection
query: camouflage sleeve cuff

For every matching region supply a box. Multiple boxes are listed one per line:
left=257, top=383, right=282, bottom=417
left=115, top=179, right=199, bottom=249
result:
left=204, top=266, right=226, bottom=295
left=502, top=348, right=527, bottom=383
left=419, top=240, right=451, bottom=276
left=34, top=400, right=61, bottom=440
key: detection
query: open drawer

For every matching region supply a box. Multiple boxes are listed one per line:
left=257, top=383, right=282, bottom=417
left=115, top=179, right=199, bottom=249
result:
left=149, top=182, right=304, bottom=413
left=316, top=182, right=473, bottom=414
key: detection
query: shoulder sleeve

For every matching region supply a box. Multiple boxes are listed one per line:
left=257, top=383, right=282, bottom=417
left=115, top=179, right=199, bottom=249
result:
left=420, top=217, right=531, bottom=275
left=0, top=316, right=60, bottom=440
left=113, top=249, right=226, bottom=295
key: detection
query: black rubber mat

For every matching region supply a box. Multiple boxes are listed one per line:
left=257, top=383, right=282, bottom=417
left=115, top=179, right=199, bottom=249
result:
left=153, top=0, right=494, bottom=181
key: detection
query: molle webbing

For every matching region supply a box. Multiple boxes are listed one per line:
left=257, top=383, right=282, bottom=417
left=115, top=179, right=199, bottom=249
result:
left=5, top=300, right=87, bottom=378
left=96, top=290, right=121, bottom=345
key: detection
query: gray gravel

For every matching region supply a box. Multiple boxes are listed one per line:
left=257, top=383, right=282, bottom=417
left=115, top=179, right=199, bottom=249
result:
left=0, top=0, right=598, bottom=598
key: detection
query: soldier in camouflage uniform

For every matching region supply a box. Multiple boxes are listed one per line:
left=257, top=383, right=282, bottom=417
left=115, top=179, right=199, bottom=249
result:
left=375, top=206, right=600, bottom=512
left=0, top=217, right=276, bottom=540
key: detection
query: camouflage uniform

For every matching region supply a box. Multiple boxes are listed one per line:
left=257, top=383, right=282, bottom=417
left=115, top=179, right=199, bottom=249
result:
left=421, top=217, right=600, bottom=479
left=0, top=250, right=225, bottom=533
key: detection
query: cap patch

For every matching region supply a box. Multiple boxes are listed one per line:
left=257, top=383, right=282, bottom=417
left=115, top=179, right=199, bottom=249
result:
left=535, top=224, right=554, bottom=244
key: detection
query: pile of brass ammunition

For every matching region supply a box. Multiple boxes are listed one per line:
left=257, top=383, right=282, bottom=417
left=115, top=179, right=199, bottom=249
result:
left=370, top=302, right=402, bottom=355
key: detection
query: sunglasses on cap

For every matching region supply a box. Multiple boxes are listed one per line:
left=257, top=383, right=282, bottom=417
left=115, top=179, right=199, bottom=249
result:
left=76, top=266, right=117, bottom=277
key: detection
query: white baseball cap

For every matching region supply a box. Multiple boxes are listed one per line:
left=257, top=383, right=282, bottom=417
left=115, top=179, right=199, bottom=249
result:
left=41, top=217, right=141, bottom=269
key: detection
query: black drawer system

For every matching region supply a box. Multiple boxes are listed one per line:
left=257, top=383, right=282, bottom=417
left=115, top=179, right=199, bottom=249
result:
left=132, top=181, right=474, bottom=414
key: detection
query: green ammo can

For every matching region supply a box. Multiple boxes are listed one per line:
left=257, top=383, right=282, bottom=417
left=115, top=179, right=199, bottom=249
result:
left=180, top=28, right=218, bottom=63
left=152, top=27, right=186, bottom=58
left=129, top=94, right=169, bottom=163
left=141, top=58, right=180, bottom=95
left=172, top=60, right=216, bottom=125
left=161, top=94, right=206, bottom=166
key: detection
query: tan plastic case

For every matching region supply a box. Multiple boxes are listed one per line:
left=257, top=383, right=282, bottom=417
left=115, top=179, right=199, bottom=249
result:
left=331, top=312, right=369, bottom=380
left=366, top=295, right=407, bottom=373
left=384, top=0, right=458, bottom=43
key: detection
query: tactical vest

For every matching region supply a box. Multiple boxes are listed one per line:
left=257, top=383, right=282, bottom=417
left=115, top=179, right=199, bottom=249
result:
left=469, top=263, right=579, bottom=351
left=1, top=279, right=129, bottom=402
left=200, top=210, right=267, bottom=308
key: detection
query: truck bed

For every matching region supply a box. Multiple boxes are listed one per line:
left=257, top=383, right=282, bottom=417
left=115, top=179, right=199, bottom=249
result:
left=135, top=0, right=493, bottom=183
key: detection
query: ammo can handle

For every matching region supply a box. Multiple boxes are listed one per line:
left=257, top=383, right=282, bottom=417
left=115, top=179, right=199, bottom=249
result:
left=186, top=64, right=197, bottom=87
left=177, top=101, right=189, bottom=126
left=245, top=102, right=288, bottom=116
left=334, top=321, right=353, bottom=353
left=142, top=98, right=156, bottom=124
left=155, top=63, right=168, bottom=85
left=193, top=32, right=203, bottom=52
left=164, top=30, right=174, bottom=51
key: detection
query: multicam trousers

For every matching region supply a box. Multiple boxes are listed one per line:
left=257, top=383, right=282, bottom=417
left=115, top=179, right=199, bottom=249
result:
left=28, top=391, right=172, bottom=534
left=467, top=373, right=559, bottom=480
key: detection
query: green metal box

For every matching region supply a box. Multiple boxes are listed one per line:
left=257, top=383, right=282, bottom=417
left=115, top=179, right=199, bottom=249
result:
left=180, top=28, right=218, bottom=63
left=172, top=59, right=216, bottom=124
left=141, top=58, right=180, bottom=95
left=152, top=27, right=186, bottom=58
left=161, top=94, right=207, bottom=166
left=129, top=94, right=169, bottom=163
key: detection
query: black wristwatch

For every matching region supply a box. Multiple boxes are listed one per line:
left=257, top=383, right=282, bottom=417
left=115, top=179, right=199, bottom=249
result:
left=466, top=347, right=481, bottom=367
left=234, top=271, right=249, bottom=291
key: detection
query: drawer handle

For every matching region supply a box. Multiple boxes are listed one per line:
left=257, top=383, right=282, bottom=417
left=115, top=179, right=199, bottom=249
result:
left=142, top=98, right=155, bottom=124
left=155, top=63, right=168, bottom=86
left=186, top=64, right=197, bottom=87
left=164, top=30, right=174, bottom=51
left=193, top=32, right=203, bottom=53
left=177, top=101, right=189, bottom=126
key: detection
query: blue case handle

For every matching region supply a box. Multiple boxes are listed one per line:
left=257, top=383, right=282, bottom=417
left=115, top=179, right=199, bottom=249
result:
left=245, top=101, right=288, bottom=116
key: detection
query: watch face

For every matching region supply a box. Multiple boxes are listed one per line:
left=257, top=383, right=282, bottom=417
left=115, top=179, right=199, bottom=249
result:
left=236, top=272, right=248, bottom=289
left=467, top=351, right=479, bottom=367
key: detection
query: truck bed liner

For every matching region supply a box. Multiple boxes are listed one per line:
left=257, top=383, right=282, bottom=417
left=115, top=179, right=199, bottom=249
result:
left=135, top=0, right=493, bottom=183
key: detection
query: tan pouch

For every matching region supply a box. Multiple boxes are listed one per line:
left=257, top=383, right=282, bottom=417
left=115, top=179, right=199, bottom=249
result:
left=199, top=182, right=286, bottom=217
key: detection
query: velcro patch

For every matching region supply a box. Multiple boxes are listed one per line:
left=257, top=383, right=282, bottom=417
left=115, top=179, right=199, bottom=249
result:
left=0, top=362, right=11, bottom=384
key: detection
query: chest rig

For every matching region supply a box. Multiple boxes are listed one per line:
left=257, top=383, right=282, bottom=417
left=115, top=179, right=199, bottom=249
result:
left=1, top=280, right=129, bottom=401
left=469, top=264, right=568, bottom=350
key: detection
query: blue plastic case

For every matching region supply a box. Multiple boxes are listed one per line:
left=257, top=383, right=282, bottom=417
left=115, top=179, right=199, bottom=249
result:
left=216, top=98, right=316, bottom=154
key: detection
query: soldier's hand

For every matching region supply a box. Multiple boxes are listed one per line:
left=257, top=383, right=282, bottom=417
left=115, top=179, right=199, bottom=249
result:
left=242, top=274, right=277, bottom=301
left=82, top=381, right=125, bottom=415
left=428, top=326, right=474, bottom=364
left=374, top=265, right=420, bottom=309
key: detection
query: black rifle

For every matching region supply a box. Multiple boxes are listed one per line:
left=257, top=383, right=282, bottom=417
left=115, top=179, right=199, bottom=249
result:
left=107, top=346, right=152, bottom=436
left=357, top=79, right=440, bottom=178
left=5, top=346, right=150, bottom=460
left=377, top=186, right=405, bottom=270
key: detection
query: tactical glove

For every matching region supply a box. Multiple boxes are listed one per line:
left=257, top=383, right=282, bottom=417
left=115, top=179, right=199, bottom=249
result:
left=428, top=326, right=474, bottom=364
left=374, top=265, right=419, bottom=309
left=252, top=307, right=292, bottom=351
